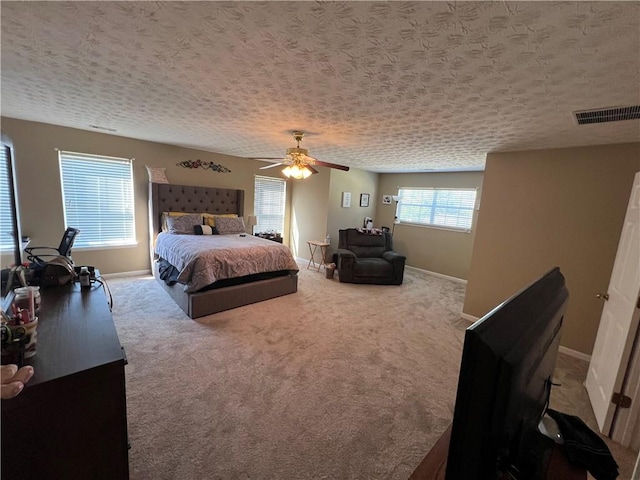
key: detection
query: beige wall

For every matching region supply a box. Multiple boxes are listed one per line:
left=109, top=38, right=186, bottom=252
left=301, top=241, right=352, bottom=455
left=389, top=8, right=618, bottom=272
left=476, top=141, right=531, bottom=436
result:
left=2, top=117, right=383, bottom=273
left=7, top=117, right=636, bottom=356
left=326, top=168, right=379, bottom=259
left=1, top=117, right=291, bottom=274
left=289, top=168, right=331, bottom=259
left=376, top=171, right=484, bottom=280
left=464, top=143, right=640, bottom=355
left=290, top=167, right=378, bottom=263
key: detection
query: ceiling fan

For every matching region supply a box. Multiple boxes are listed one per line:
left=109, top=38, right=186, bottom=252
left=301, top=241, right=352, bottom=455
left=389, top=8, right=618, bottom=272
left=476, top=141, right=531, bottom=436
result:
left=250, top=131, right=350, bottom=179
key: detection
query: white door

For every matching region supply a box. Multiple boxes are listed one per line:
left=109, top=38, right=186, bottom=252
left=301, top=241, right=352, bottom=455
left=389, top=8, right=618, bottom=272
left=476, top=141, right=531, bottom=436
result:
left=586, top=172, right=640, bottom=435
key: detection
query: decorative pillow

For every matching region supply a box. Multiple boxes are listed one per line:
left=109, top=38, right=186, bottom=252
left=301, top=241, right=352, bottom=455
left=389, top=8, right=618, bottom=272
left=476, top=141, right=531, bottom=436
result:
left=202, top=213, right=238, bottom=227
left=214, top=216, right=246, bottom=235
left=145, top=166, right=169, bottom=184
left=165, top=214, right=202, bottom=234
left=194, top=225, right=215, bottom=235
left=161, top=211, right=203, bottom=232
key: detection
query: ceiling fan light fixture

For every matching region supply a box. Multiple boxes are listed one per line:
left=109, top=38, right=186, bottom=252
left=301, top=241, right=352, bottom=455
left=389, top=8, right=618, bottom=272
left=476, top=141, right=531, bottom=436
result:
left=283, top=163, right=312, bottom=179
left=256, top=130, right=349, bottom=176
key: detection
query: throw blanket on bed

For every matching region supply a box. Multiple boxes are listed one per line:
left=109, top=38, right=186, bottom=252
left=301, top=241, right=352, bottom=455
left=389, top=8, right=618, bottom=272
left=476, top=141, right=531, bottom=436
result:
left=155, top=233, right=299, bottom=293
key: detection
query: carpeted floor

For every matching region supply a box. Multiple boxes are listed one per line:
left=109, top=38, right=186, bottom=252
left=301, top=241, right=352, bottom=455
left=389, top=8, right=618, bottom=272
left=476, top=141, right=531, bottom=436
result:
left=106, top=262, right=637, bottom=479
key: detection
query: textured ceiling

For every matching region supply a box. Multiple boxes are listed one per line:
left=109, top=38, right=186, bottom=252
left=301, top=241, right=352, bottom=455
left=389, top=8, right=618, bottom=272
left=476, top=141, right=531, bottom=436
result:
left=1, top=1, right=639, bottom=173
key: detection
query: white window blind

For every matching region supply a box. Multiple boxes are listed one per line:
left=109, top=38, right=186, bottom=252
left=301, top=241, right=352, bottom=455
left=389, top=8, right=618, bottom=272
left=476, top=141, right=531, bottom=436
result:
left=59, top=151, right=136, bottom=248
left=254, top=175, right=286, bottom=234
left=0, top=144, right=15, bottom=251
left=397, top=187, right=477, bottom=232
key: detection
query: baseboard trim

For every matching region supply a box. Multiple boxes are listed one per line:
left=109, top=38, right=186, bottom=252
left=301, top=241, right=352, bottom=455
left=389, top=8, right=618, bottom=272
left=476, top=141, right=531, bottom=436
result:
left=559, top=346, right=591, bottom=362
left=460, top=312, right=479, bottom=323
left=405, top=265, right=467, bottom=284
left=459, top=313, right=591, bottom=362
left=102, top=269, right=151, bottom=279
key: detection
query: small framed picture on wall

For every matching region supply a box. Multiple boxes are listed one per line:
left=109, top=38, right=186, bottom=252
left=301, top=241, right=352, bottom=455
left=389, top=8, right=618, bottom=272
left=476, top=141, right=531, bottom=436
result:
left=382, top=195, right=392, bottom=205
left=342, top=191, right=351, bottom=208
left=360, top=193, right=370, bottom=207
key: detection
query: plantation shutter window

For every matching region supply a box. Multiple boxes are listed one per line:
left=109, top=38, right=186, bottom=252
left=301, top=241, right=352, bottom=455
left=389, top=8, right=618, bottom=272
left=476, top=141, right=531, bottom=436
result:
left=396, top=187, right=477, bottom=232
left=59, top=151, right=136, bottom=248
left=254, top=175, right=286, bottom=234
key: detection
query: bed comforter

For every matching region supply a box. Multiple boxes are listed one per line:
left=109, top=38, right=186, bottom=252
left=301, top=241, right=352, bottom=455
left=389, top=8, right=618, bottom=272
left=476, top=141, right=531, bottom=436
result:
left=155, top=233, right=299, bottom=293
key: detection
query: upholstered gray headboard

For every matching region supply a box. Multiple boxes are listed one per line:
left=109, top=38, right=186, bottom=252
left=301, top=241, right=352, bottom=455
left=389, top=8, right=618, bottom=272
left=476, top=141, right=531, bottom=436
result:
left=149, top=183, right=245, bottom=237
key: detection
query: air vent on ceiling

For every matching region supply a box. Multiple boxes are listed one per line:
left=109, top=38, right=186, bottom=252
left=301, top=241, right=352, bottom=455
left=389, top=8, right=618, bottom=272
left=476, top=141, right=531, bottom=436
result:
left=574, top=106, right=640, bottom=125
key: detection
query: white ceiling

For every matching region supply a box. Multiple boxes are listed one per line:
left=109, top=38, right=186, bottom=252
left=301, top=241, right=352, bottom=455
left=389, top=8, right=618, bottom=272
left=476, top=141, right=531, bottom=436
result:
left=1, top=1, right=639, bottom=173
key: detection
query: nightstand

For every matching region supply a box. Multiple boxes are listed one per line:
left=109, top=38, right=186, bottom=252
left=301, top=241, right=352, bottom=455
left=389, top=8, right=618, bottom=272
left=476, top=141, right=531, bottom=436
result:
left=254, top=233, right=283, bottom=243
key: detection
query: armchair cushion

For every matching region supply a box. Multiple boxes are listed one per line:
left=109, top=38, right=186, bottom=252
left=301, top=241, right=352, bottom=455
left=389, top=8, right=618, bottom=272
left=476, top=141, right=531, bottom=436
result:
left=382, top=251, right=405, bottom=263
left=336, top=229, right=406, bottom=285
left=352, top=258, right=394, bottom=278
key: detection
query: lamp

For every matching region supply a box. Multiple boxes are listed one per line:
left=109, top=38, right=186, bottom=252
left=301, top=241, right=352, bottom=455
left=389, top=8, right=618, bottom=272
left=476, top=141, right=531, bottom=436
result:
left=282, top=162, right=313, bottom=179
left=247, top=215, right=258, bottom=234
left=391, top=195, right=401, bottom=235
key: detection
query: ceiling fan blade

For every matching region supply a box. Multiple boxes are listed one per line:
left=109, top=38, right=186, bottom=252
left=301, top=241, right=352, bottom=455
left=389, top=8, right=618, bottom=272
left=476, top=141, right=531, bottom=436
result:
left=259, top=162, right=285, bottom=170
left=307, top=165, right=319, bottom=175
left=311, top=159, right=350, bottom=172
left=249, top=157, right=285, bottom=160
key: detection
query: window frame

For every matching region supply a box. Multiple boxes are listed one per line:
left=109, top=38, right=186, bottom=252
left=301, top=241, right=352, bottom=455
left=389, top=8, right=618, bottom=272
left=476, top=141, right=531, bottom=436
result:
left=253, top=175, right=287, bottom=235
left=396, top=187, right=478, bottom=233
left=0, top=140, right=19, bottom=253
left=58, top=150, right=136, bottom=249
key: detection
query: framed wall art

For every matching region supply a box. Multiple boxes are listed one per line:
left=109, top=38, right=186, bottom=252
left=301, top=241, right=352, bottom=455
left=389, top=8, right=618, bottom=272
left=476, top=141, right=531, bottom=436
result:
left=360, top=193, right=370, bottom=207
left=382, top=195, right=392, bottom=205
left=342, top=192, right=351, bottom=208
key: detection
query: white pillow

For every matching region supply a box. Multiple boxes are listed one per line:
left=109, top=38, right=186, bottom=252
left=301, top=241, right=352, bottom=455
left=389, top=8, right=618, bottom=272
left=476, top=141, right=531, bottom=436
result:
left=194, top=225, right=214, bottom=235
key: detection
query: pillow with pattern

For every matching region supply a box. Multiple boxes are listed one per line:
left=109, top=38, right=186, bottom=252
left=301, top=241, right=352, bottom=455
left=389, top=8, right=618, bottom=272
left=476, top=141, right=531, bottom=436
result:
left=161, top=211, right=201, bottom=232
left=165, top=214, right=202, bottom=234
left=215, top=216, right=246, bottom=235
left=202, top=213, right=238, bottom=227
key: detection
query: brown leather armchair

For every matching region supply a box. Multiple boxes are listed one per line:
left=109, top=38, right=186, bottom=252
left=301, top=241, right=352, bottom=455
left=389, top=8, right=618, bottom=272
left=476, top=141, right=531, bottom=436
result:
left=335, top=229, right=406, bottom=285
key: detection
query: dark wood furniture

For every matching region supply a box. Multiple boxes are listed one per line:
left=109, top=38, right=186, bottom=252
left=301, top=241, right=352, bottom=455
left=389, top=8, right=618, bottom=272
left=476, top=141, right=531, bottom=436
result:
left=409, top=425, right=586, bottom=480
left=254, top=232, right=283, bottom=243
left=1, top=278, right=129, bottom=480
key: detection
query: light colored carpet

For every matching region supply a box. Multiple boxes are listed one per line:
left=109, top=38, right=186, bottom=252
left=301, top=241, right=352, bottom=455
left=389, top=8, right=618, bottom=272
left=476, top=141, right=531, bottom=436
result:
left=107, top=262, right=637, bottom=479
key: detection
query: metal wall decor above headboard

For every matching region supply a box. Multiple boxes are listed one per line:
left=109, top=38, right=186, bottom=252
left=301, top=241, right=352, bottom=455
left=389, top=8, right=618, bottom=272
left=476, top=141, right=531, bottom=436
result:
left=176, top=159, right=231, bottom=173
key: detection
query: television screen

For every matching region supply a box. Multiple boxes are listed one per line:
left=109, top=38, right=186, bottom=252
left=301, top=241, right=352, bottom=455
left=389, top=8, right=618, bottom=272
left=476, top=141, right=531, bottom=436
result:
left=446, top=267, right=569, bottom=479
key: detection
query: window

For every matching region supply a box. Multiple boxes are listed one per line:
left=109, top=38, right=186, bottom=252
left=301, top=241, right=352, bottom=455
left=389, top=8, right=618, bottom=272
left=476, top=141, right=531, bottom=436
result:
left=59, top=151, right=135, bottom=248
left=254, top=175, right=286, bottom=234
left=396, top=187, right=477, bottom=232
left=0, top=142, right=18, bottom=253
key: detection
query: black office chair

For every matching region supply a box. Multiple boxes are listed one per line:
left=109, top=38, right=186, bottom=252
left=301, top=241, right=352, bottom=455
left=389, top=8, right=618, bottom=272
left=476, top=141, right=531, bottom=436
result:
left=25, top=227, right=80, bottom=264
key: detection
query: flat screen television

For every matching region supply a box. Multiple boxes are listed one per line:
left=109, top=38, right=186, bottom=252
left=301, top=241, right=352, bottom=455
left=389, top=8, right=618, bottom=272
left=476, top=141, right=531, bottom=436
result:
left=445, top=267, right=569, bottom=479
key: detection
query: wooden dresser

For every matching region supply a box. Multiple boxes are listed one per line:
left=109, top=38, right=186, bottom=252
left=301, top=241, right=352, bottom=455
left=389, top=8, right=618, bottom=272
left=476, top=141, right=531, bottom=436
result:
left=1, top=279, right=129, bottom=479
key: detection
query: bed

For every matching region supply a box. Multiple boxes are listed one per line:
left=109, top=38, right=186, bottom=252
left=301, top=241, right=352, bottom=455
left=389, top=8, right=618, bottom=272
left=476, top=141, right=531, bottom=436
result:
left=149, top=183, right=298, bottom=318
